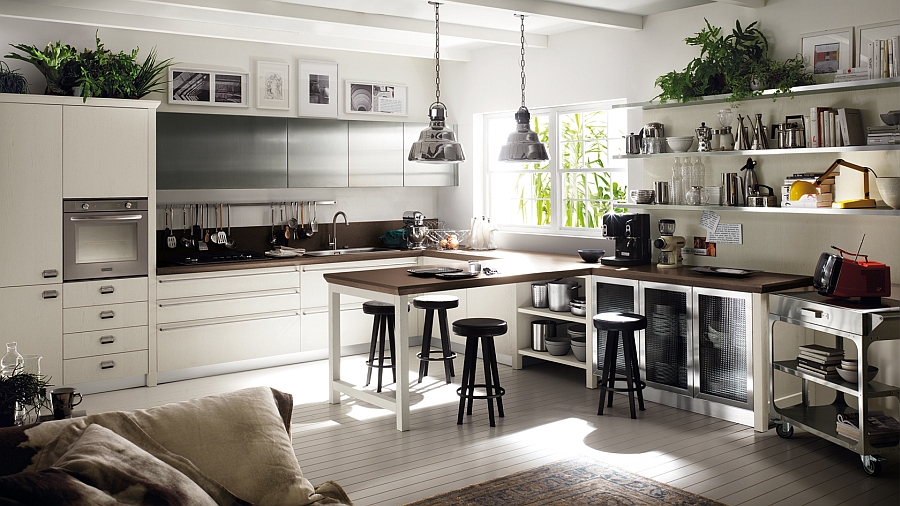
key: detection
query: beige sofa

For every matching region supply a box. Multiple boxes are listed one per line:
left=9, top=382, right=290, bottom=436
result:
left=0, top=386, right=351, bottom=505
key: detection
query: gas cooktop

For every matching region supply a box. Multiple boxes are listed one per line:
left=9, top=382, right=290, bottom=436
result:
left=163, top=251, right=267, bottom=265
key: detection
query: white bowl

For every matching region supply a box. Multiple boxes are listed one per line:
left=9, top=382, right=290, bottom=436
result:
left=836, top=365, right=877, bottom=383
left=545, top=337, right=570, bottom=356
left=666, top=136, right=694, bottom=153
left=875, top=177, right=900, bottom=209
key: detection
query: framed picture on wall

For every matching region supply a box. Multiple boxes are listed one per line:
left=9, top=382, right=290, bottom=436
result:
left=800, top=28, right=853, bottom=80
left=298, top=60, right=338, bottom=118
left=257, top=61, right=289, bottom=110
left=169, top=67, right=249, bottom=107
left=345, top=81, right=407, bottom=116
left=856, top=20, right=900, bottom=78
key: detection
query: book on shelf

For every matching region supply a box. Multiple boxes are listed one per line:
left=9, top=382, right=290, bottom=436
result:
left=797, top=357, right=838, bottom=371
left=798, top=344, right=844, bottom=358
left=798, top=351, right=843, bottom=364
left=797, top=363, right=841, bottom=379
left=837, top=108, right=865, bottom=146
left=836, top=411, right=900, bottom=445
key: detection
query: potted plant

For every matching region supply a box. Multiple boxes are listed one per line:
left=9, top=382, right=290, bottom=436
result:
left=0, top=61, right=29, bottom=94
left=5, top=40, right=79, bottom=95
left=0, top=370, right=52, bottom=427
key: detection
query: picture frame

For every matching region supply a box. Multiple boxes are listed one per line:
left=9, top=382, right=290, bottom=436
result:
left=345, top=80, right=407, bottom=116
left=257, top=61, right=289, bottom=110
left=856, top=20, right=900, bottom=76
left=298, top=60, right=338, bottom=118
left=169, top=67, right=249, bottom=107
left=800, top=28, right=853, bottom=80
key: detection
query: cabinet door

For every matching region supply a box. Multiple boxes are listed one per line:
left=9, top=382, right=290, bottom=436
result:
left=0, top=285, right=63, bottom=385
left=640, top=281, right=692, bottom=394
left=594, top=277, right=639, bottom=378
left=403, top=123, right=458, bottom=186
left=63, top=106, right=149, bottom=198
left=694, top=287, right=752, bottom=408
left=0, top=103, right=62, bottom=287
left=288, top=118, right=348, bottom=187
left=348, top=121, right=403, bottom=187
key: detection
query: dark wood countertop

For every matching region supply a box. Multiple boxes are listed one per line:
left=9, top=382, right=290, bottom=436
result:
left=158, top=248, right=811, bottom=294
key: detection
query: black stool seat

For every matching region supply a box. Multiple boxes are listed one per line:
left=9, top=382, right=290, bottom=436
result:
left=363, top=300, right=395, bottom=315
left=593, top=312, right=647, bottom=419
left=593, top=312, right=647, bottom=332
left=454, top=317, right=507, bottom=427
left=452, top=318, right=508, bottom=337
left=413, top=295, right=459, bottom=385
left=413, top=294, right=459, bottom=310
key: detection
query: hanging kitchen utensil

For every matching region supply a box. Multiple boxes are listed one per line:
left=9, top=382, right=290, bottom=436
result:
left=204, top=204, right=212, bottom=243
left=209, top=204, right=219, bottom=244
left=270, top=204, right=277, bottom=245
left=283, top=203, right=291, bottom=240
left=191, top=204, right=201, bottom=246
left=198, top=204, right=209, bottom=251
left=225, top=204, right=236, bottom=249
left=311, top=201, right=318, bottom=233
left=217, top=204, right=227, bottom=244
left=181, top=206, right=191, bottom=247
left=288, top=202, right=298, bottom=240
left=165, top=206, right=176, bottom=248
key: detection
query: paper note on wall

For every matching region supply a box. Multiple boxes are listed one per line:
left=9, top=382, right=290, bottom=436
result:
left=699, top=211, right=721, bottom=232
left=708, top=223, right=743, bottom=244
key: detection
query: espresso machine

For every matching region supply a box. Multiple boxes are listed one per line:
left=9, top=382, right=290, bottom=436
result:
left=600, top=213, right=651, bottom=266
left=653, top=219, right=685, bottom=268
left=402, top=211, right=429, bottom=250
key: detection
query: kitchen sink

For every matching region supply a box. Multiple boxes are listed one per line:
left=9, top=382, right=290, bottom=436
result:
left=304, top=247, right=395, bottom=257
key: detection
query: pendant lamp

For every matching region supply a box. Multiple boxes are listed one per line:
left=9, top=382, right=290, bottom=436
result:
left=499, top=15, right=549, bottom=162
left=408, top=2, right=466, bottom=164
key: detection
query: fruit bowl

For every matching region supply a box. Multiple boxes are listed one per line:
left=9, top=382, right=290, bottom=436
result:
left=578, top=249, right=605, bottom=263
left=836, top=365, right=877, bottom=383
left=427, top=229, right=470, bottom=250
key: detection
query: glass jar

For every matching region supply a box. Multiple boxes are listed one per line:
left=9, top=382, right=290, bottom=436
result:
left=685, top=186, right=710, bottom=206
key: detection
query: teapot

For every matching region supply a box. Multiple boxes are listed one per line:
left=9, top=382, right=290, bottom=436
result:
left=624, top=132, right=642, bottom=154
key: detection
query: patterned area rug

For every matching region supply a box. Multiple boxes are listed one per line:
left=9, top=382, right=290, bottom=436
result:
left=404, top=457, right=726, bottom=505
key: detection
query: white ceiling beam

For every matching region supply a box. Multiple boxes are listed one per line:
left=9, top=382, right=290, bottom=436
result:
left=712, top=0, right=766, bottom=7
left=0, top=0, right=474, bottom=60
left=444, top=0, right=643, bottom=30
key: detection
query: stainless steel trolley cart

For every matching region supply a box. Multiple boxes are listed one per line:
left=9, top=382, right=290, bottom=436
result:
left=768, top=292, right=899, bottom=476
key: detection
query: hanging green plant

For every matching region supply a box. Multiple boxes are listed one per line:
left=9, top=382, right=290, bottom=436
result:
left=0, top=61, right=29, bottom=94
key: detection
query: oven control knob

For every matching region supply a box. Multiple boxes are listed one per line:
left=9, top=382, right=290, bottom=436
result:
left=82, top=203, right=89, bottom=210
left=125, top=202, right=132, bottom=209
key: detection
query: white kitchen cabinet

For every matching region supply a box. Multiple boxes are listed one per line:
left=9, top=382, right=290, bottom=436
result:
left=63, top=105, right=150, bottom=198
left=64, top=350, right=149, bottom=385
left=63, top=326, right=148, bottom=359
left=0, top=102, right=62, bottom=288
left=0, top=285, right=63, bottom=385
left=63, top=277, right=148, bottom=308
left=466, top=283, right=518, bottom=359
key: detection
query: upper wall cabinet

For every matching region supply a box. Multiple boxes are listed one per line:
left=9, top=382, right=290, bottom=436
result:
left=403, top=123, right=458, bottom=187
left=288, top=118, right=348, bottom=188
left=63, top=106, right=150, bottom=198
left=348, top=121, right=404, bottom=187
left=157, top=113, right=287, bottom=189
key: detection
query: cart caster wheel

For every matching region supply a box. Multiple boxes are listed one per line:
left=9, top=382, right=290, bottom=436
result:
left=776, top=422, right=793, bottom=438
left=861, top=456, right=882, bottom=476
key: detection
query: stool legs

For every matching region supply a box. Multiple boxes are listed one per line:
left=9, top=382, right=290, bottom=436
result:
left=365, top=315, right=380, bottom=388
left=621, top=330, right=637, bottom=418
left=597, top=329, right=644, bottom=419
left=598, top=330, right=619, bottom=415
left=627, top=331, right=645, bottom=412
left=366, top=314, right=396, bottom=393
left=457, top=335, right=504, bottom=427
left=437, top=309, right=456, bottom=380
left=458, top=336, right=479, bottom=424
left=418, top=309, right=435, bottom=383
left=417, top=308, right=456, bottom=384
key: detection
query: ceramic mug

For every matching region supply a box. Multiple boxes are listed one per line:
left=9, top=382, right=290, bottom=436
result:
left=50, top=387, right=83, bottom=420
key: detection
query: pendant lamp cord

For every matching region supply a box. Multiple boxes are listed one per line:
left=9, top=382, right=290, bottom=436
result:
left=432, top=2, right=441, bottom=105
left=519, top=14, right=526, bottom=108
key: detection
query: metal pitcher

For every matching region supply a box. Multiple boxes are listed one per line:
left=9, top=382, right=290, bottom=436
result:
left=739, top=158, right=759, bottom=205
left=722, top=172, right=743, bottom=206
left=624, top=132, right=642, bottom=154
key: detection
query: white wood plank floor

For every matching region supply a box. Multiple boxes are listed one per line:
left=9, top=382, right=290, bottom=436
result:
left=85, top=347, right=899, bottom=506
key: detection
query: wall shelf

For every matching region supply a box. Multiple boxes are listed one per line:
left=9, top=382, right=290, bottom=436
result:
left=613, top=144, right=899, bottom=160
left=518, top=348, right=589, bottom=370
left=617, top=202, right=900, bottom=216
left=518, top=306, right=585, bottom=324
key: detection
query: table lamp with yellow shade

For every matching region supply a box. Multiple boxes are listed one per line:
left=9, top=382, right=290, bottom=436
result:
left=789, top=158, right=877, bottom=209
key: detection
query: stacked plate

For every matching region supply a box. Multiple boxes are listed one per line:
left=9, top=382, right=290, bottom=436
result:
left=567, top=324, right=586, bottom=340
left=632, top=190, right=655, bottom=204
left=570, top=336, right=586, bottom=362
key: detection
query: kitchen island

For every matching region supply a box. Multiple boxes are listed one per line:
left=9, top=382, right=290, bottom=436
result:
left=323, top=249, right=811, bottom=431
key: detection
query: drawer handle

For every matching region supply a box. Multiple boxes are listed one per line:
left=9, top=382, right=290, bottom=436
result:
left=99, top=335, right=116, bottom=345
left=99, top=310, right=116, bottom=319
left=42, top=290, right=59, bottom=299
left=799, top=307, right=827, bottom=319
left=100, top=285, right=115, bottom=294
left=158, top=311, right=300, bottom=331
left=42, top=269, right=58, bottom=278
left=100, top=360, right=116, bottom=370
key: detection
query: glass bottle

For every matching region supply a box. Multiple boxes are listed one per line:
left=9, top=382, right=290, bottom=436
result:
left=671, top=157, right=684, bottom=205
left=691, top=157, right=706, bottom=188
left=1, top=342, right=23, bottom=378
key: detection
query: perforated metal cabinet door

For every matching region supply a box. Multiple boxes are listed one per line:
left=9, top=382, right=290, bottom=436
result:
left=693, top=287, right=753, bottom=409
left=640, top=281, right=693, bottom=395
left=593, top=277, right=639, bottom=378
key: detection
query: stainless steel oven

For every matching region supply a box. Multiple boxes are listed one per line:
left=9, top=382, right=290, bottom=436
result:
left=63, top=199, right=148, bottom=281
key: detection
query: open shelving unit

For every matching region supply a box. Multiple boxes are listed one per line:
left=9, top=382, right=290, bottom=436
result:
left=616, top=202, right=900, bottom=216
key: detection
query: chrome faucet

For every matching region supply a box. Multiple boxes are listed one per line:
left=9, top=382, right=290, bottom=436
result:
left=329, top=211, right=349, bottom=250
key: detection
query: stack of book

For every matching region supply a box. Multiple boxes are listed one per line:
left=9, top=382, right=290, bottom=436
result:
left=864, top=37, right=899, bottom=79
left=836, top=411, right=900, bottom=446
left=807, top=107, right=865, bottom=148
left=783, top=173, right=836, bottom=208
left=867, top=125, right=900, bottom=146
left=796, top=344, right=843, bottom=379
left=833, top=67, right=872, bottom=83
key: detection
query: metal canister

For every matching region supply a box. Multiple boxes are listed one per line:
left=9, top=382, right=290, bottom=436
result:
left=531, top=282, right=549, bottom=308
left=531, top=319, right=557, bottom=351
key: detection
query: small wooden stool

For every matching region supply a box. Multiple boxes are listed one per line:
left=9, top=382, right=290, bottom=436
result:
left=593, top=312, right=647, bottom=419
left=363, top=300, right=396, bottom=393
left=452, top=318, right=507, bottom=427
left=413, top=294, right=459, bottom=384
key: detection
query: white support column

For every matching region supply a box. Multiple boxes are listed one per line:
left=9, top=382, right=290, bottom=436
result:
left=393, top=294, right=411, bottom=431
left=328, top=285, right=342, bottom=405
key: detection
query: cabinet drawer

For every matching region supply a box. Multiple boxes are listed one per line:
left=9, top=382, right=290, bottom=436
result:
left=300, top=303, right=418, bottom=351
left=64, top=278, right=148, bottom=308
left=63, top=326, right=148, bottom=359
left=157, top=267, right=299, bottom=300
left=157, top=311, right=301, bottom=372
left=63, top=301, right=148, bottom=333
left=300, top=258, right=418, bottom=308
left=157, top=289, right=300, bottom=324
left=64, top=350, right=148, bottom=384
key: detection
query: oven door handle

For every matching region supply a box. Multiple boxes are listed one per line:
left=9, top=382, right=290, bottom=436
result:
left=69, top=215, right=144, bottom=221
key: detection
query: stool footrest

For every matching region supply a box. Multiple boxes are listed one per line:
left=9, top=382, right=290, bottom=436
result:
left=366, top=358, right=394, bottom=369
left=416, top=351, right=457, bottom=362
left=456, top=384, right=506, bottom=400
left=599, top=377, right=646, bottom=393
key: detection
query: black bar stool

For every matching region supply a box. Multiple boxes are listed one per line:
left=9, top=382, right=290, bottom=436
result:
left=593, top=312, right=647, bottom=419
left=452, top=318, right=507, bottom=427
left=413, top=294, right=459, bottom=384
left=363, top=300, right=396, bottom=393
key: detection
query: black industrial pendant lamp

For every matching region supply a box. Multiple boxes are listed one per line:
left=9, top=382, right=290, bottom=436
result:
left=408, top=1, right=466, bottom=164
left=499, top=14, right=549, bottom=162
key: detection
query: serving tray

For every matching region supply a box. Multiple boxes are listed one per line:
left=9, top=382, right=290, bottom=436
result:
left=691, top=266, right=759, bottom=277
left=407, top=267, right=463, bottom=277
left=435, top=271, right=479, bottom=280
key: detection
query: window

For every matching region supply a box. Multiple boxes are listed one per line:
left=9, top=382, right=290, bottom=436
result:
left=485, top=101, right=629, bottom=234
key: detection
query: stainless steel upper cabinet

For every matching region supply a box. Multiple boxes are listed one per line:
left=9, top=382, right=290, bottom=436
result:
left=288, top=118, right=349, bottom=188
left=348, top=121, right=404, bottom=187
left=402, top=123, right=459, bottom=187
left=157, top=113, right=287, bottom=189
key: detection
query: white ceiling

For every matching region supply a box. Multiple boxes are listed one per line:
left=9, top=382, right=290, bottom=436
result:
left=0, top=0, right=764, bottom=60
